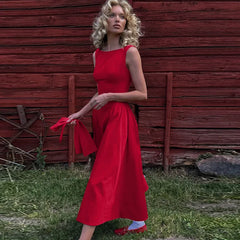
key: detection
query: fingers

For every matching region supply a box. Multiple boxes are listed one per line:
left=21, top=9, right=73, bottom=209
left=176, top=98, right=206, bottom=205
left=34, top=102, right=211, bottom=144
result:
left=70, top=120, right=76, bottom=125
left=92, top=96, right=107, bottom=110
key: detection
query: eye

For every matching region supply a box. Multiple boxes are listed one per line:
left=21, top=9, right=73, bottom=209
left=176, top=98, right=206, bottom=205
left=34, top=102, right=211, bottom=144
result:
left=119, top=15, right=125, bottom=19
left=109, top=13, right=115, bottom=18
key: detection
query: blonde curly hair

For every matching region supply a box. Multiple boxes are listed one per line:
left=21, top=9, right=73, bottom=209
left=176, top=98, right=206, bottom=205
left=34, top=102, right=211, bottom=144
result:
left=91, top=0, right=143, bottom=49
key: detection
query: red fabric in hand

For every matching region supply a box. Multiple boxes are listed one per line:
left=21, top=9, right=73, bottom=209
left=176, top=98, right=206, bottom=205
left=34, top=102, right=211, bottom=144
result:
left=50, top=117, right=97, bottom=156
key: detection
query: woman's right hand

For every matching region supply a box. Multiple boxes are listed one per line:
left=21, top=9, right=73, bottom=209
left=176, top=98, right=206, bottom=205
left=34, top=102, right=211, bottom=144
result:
left=67, top=112, right=83, bottom=123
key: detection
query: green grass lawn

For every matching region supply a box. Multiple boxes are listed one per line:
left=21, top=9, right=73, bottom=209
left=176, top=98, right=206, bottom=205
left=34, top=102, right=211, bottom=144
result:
left=0, top=165, right=240, bottom=240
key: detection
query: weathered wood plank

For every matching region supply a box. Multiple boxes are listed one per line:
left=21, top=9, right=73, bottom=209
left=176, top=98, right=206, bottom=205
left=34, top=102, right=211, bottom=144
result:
left=142, top=56, right=240, bottom=72
left=139, top=107, right=240, bottom=129
left=140, top=36, right=240, bottom=49
left=0, top=74, right=96, bottom=88
left=0, top=45, right=94, bottom=55
left=171, top=107, right=240, bottom=128
left=0, top=28, right=91, bottom=38
left=0, top=53, right=92, bottom=65
left=171, top=129, right=240, bottom=146
left=142, top=20, right=240, bottom=37
left=0, top=37, right=91, bottom=46
left=0, top=0, right=103, bottom=9
left=45, top=151, right=88, bottom=163
left=172, top=97, right=240, bottom=107
left=173, top=72, right=240, bottom=88
left=174, top=88, right=240, bottom=98
left=138, top=107, right=165, bottom=127
left=134, top=2, right=240, bottom=20
left=0, top=14, right=95, bottom=27
left=139, top=127, right=165, bottom=147
left=0, top=98, right=68, bottom=108
left=0, top=65, right=93, bottom=74
left=140, top=47, right=240, bottom=57
left=1, top=5, right=100, bottom=16
left=0, top=89, right=67, bottom=99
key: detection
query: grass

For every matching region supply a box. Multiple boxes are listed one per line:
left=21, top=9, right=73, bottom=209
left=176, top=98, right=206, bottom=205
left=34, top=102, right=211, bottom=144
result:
left=0, top=165, right=240, bottom=240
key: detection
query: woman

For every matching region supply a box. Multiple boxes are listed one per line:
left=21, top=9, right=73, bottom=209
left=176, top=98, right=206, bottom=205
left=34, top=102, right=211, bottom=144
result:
left=68, top=0, right=148, bottom=239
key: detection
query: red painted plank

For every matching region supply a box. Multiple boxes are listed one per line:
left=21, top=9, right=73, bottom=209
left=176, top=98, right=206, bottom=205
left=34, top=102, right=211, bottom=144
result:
left=140, top=47, right=240, bottom=57
left=142, top=20, right=240, bottom=37
left=45, top=151, right=88, bottom=163
left=139, top=127, right=165, bottom=147
left=171, top=107, right=240, bottom=128
left=1, top=5, right=100, bottom=16
left=142, top=56, right=240, bottom=72
left=0, top=0, right=103, bottom=9
left=171, top=129, right=240, bottom=146
left=174, top=88, right=240, bottom=98
left=144, top=73, right=167, bottom=88
left=0, top=53, right=92, bottom=65
left=0, top=28, right=91, bottom=38
left=0, top=45, right=94, bottom=55
left=134, top=2, right=240, bottom=20
left=0, top=89, right=67, bottom=99
left=0, top=14, right=95, bottom=27
left=140, top=36, right=240, bottom=49
left=0, top=37, right=91, bottom=47
left=138, top=107, right=165, bottom=127
left=0, top=65, right=93, bottom=74
left=172, top=97, right=240, bottom=107
left=139, top=107, right=240, bottom=129
left=0, top=74, right=95, bottom=88
left=0, top=98, right=68, bottom=108
left=173, top=72, right=240, bottom=88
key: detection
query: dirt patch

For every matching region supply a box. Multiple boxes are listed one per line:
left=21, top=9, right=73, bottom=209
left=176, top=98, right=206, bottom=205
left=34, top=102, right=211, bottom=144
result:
left=187, top=199, right=240, bottom=216
left=0, top=215, right=43, bottom=226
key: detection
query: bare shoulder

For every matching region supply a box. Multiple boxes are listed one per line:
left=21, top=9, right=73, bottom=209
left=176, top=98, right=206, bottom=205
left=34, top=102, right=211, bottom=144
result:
left=126, top=46, right=139, bottom=56
left=126, top=46, right=141, bottom=66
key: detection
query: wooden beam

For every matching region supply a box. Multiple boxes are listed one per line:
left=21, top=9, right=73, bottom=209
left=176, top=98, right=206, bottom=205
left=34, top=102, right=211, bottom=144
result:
left=164, top=73, right=173, bottom=173
left=17, top=105, right=27, bottom=125
left=68, top=75, right=75, bottom=168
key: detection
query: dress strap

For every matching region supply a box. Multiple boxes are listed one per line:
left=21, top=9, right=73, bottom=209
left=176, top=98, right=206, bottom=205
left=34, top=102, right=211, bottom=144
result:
left=124, top=45, right=136, bottom=53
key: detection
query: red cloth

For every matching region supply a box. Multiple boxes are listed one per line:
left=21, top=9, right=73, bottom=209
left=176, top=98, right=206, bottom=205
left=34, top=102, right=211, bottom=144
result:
left=50, top=117, right=97, bottom=156
left=76, top=45, right=148, bottom=226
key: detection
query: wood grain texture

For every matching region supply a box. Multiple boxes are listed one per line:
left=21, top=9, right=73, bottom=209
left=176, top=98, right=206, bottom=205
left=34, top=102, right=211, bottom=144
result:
left=1, top=0, right=240, bottom=165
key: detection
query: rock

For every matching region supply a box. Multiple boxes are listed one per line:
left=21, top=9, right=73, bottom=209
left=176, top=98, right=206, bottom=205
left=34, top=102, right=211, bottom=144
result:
left=196, top=155, right=240, bottom=177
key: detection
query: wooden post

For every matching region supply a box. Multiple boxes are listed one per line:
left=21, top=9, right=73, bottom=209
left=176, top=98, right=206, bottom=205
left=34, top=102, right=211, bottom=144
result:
left=164, top=73, right=173, bottom=173
left=68, top=75, right=75, bottom=168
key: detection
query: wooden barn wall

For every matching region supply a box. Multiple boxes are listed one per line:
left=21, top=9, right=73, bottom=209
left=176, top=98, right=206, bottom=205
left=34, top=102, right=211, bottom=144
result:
left=0, top=0, right=103, bottom=164
left=134, top=0, right=240, bottom=165
left=0, top=1, right=240, bottom=166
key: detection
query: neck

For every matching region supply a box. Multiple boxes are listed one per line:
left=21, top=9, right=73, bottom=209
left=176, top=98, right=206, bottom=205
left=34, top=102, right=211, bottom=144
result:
left=105, top=33, right=122, bottom=51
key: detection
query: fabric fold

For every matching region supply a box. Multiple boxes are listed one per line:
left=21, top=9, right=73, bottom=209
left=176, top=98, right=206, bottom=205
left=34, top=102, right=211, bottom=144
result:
left=50, top=117, right=97, bottom=156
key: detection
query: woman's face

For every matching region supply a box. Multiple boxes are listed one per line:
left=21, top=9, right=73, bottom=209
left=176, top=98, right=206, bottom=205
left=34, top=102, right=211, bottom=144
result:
left=107, top=5, right=127, bottom=34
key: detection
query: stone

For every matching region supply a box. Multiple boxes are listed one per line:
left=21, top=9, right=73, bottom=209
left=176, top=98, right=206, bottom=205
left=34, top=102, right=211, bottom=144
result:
left=196, top=154, right=240, bottom=177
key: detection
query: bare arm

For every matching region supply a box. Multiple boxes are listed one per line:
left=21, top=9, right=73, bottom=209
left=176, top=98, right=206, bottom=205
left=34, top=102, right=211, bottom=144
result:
left=67, top=92, right=98, bottom=122
left=67, top=52, right=98, bottom=122
left=92, top=47, right=147, bottom=110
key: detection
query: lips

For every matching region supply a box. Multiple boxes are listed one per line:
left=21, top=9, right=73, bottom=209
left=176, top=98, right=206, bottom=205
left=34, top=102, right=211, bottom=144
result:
left=113, top=24, right=121, bottom=28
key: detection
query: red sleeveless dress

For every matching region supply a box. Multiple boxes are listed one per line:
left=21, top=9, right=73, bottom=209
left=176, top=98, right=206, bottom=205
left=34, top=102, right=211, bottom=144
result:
left=76, top=45, right=148, bottom=226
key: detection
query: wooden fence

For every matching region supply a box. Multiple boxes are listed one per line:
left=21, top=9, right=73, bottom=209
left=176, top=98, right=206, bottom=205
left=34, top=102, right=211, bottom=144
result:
left=0, top=1, right=239, bottom=168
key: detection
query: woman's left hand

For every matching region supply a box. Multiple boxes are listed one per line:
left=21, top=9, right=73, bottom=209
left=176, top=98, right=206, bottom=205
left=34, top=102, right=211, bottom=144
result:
left=92, top=93, right=111, bottom=110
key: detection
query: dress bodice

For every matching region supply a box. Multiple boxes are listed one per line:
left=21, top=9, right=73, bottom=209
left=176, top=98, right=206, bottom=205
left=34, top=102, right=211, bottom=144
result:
left=93, top=45, right=134, bottom=94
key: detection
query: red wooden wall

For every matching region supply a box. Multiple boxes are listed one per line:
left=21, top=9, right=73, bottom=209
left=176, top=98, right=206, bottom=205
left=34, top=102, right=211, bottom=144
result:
left=0, top=1, right=239, bottom=166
